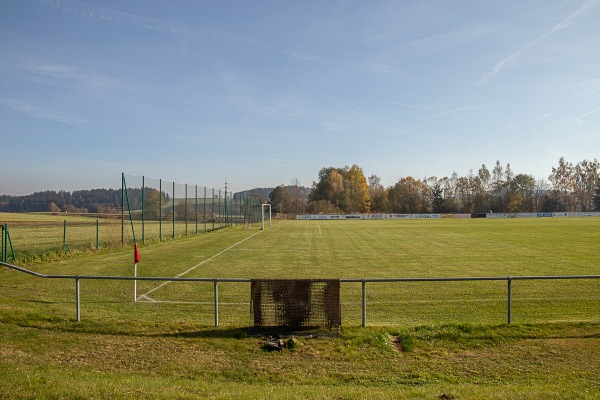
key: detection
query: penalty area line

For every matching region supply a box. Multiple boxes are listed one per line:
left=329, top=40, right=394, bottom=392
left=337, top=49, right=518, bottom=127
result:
left=138, top=230, right=262, bottom=300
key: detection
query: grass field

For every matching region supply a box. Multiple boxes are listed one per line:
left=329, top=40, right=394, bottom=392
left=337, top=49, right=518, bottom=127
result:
left=0, top=212, right=229, bottom=262
left=1, top=217, right=599, bottom=399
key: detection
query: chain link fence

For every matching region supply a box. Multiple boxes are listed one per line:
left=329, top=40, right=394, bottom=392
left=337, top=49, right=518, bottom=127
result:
left=0, top=174, right=264, bottom=262
left=121, top=173, right=263, bottom=245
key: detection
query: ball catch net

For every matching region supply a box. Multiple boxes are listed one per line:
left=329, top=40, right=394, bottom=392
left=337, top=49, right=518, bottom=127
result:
left=250, top=279, right=341, bottom=328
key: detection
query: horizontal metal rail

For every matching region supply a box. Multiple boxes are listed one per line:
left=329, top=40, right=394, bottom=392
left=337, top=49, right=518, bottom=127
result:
left=2, top=261, right=599, bottom=326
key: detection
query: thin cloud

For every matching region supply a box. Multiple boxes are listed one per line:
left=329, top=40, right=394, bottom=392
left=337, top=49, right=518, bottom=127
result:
left=0, top=97, right=87, bottom=125
left=31, top=0, right=280, bottom=51
left=431, top=105, right=485, bottom=118
left=392, top=102, right=433, bottom=111
left=24, top=62, right=124, bottom=90
left=582, top=110, right=600, bottom=117
left=557, top=78, right=600, bottom=91
left=551, top=1, right=594, bottom=31
left=546, top=110, right=597, bottom=127
left=438, top=144, right=492, bottom=166
left=349, top=90, right=382, bottom=116
left=505, top=121, right=526, bottom=129
left=26, top=63, right=75, bottom=74
left=581, top=131, right=600, bottom=139
left=482, top=1, right=597, bottom=84
left=506, top=112, right=555, bottom=129
left=31, top=0, right=192, bottom=35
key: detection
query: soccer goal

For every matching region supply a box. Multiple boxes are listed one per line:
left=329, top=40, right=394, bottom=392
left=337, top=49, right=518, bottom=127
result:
left=261, top=203, right=271, bottom=230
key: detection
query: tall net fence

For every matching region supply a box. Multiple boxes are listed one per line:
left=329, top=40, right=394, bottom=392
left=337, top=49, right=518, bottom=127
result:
left=122, top=173, right=263, bottom=245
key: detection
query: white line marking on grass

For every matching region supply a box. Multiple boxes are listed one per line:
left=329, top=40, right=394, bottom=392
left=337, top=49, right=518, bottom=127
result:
left=316, top=221, right=322, bottom=235
left=138, top=294, right=157, bottom=302
left=138, top=230, right=262, bottom=300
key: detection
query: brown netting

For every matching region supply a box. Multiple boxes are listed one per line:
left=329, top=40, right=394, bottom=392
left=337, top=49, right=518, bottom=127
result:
left=250, top=279, right=341, bottom=328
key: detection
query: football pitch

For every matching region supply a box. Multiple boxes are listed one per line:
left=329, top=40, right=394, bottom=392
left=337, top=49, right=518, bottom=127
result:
left=4, top=217, right=599, bottom=326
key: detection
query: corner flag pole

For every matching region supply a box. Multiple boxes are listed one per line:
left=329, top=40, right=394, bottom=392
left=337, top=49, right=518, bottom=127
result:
left=134, top=242, right=141, bottom=302
left=122, top=174, right=140, bottom=302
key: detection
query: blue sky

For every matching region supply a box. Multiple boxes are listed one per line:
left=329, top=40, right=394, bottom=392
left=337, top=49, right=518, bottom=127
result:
left=1, top=0, right=599, bottom=195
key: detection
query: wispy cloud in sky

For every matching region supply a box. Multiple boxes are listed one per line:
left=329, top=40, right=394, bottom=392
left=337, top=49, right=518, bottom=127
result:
left=349, top=90, right=383, bottom=116
left=482, top=1, right=597, bottom=84
left=431, top=105, right=486, bottom=119
left=0, top=97, right=87, bottom=125
left=581, top=131, right=600, bottom=139
left=32, top=0, right=192, bottom=35
left=438, top=144, right=492, bottom=166
left=25, top=63, right=75, bottom=75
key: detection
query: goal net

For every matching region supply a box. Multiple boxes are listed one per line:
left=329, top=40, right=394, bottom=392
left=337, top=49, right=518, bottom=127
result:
left=250, top=279, right=341, bottom=328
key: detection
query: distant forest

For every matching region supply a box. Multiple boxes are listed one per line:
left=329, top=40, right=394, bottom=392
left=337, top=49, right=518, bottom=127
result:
left=0, top=186, right=310, bottom=214
left=0, top=189, right=123, bottom=213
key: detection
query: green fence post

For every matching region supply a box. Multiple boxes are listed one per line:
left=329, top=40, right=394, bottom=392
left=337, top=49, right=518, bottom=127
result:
left=159, top=179, right=162, bottom=241
left=63, top=219, right=67, bottom=254
left=2, top=224, right=15, bottom=262
left=224, top=183, right=228, bottom=227
left=195, top=185, right=198, bottom=235
left=1, top=225, right=5, bottom=263
left=219, top=189, right=222, bottom=229
left=121, top=173, right=125, bottom=246
left=142, top=176, right=145, bottom=244
left=96, top=219, right=99, bottom=251
left=185, top=183, right=188, bottom=237
left=212, top=188, right=215, bottom=232
left=172, top=181, right=175, bottom=239
left=204, top=187, right=207, bottom=233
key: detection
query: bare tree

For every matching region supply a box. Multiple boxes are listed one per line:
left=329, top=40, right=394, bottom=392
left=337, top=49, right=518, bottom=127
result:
left=288, top=178, right=307, bottom=214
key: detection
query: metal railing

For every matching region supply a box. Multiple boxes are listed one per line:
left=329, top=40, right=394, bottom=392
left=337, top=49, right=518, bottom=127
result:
left=2, top=261, right=599, bottom=326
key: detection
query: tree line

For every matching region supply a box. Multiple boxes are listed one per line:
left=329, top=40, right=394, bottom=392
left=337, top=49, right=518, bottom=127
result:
left=2, top=157, right=598, bottom=215
left=0, top=189, right=125, bottom=213
left=269, top=157, right=600, bottom=215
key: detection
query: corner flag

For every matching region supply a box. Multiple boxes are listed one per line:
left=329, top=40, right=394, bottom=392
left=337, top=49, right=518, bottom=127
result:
left=134, top=242, right=141, bottom=265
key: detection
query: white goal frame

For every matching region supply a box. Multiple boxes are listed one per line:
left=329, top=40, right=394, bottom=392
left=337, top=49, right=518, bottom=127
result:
left=261, top=204, right=272, bottom=230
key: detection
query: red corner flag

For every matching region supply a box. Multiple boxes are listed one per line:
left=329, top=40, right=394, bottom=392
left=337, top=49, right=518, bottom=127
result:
left=134, top=242, right=141, bottom=265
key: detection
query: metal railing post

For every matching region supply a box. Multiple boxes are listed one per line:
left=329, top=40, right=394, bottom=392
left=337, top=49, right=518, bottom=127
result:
left=362, top=279, right=367, bottom=327
left=1, top=225, right=5, bottom=263
left=76, top=278, right=81, bottom=322
left=507, top=277, right=512, bottom=324
left=214, top=279, right=219, bottom=327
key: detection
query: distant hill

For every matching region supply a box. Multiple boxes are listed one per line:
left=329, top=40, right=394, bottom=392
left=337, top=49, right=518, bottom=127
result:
left=0, top=189, right=123, bottom=213
left=0, top=186, right=311, bottom=214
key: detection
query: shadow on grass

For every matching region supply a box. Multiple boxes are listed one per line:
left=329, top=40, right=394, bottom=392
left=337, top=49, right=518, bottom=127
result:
left=2, top=311, right=598, bottom=341
left=156, top=326, right=341, bottom=339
